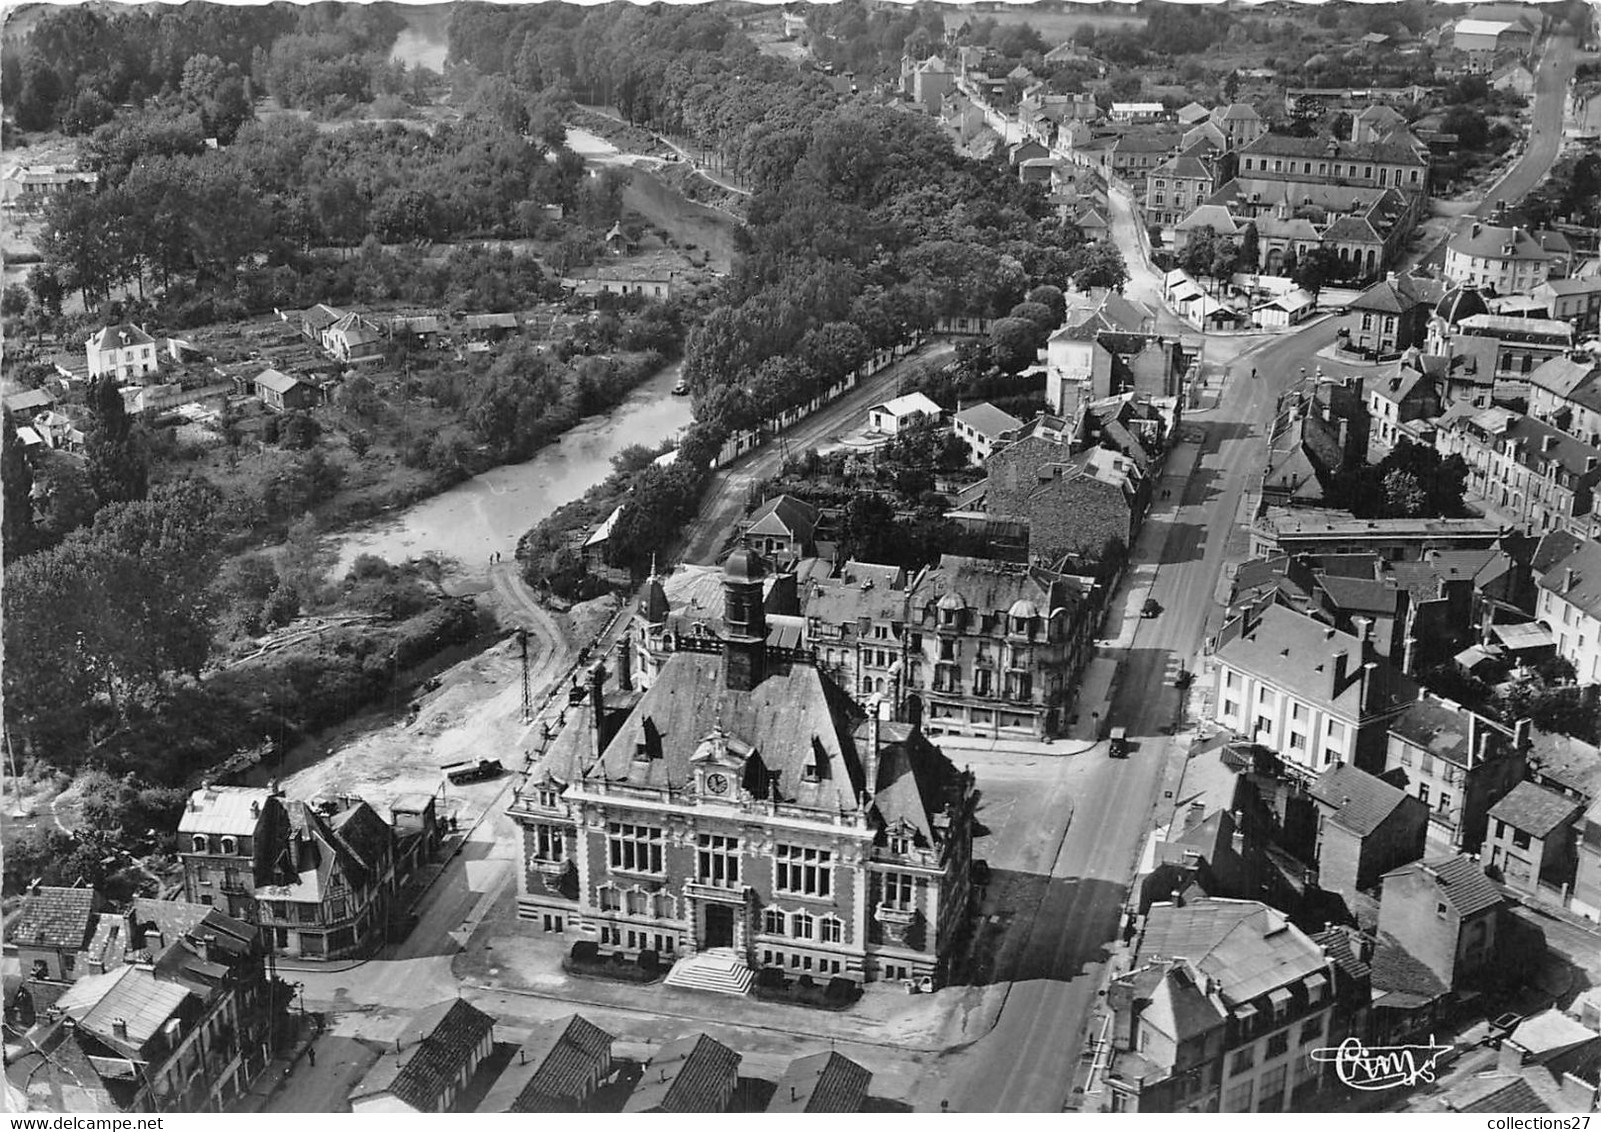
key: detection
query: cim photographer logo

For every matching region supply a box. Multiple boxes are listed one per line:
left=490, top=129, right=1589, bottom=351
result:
left=1310, top=1036, right=1454, bottom=1091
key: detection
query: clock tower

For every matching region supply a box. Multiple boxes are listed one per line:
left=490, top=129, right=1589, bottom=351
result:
left=690, top=726, right=748, bottom=804
left=720, top=547, right=767, bottom=692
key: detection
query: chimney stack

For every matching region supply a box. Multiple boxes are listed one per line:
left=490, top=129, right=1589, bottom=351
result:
left=1331, top=649, right=1350, bottom=697
left=112, top=1018, right=128, bottom=1039
left=1471, top=222, right=1482, bottom=239
left=1566, top=567, right=1578, bottom=593
left=614, top=636, right=632, bottom=691
left=1352, top=616, right=1373, bottom=656
left=1360, top=660, right=1379, bottom=714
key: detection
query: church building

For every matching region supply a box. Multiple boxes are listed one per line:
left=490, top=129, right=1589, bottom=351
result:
left=509, top=549, right=976, bottom=986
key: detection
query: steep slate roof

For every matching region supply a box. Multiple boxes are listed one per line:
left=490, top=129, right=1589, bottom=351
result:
left=1489, top=781, right=1581, bottom=837
left=8, top=887, right=97, bottom=952
left=1309, top=764, right=1412, bottom=836
left=1456, top=1078, right=1553, bottom=1114
left=588, top=651, right=867, bottom=810
left=1529, top=357, right=1601, bottom=411
left=354, top=999, right=495, bottom=1111
left=1387, top=696, right=1476, bottom=766
left=481, top=1014, right=614, bottom=1113
left=1138, top=898, right=1328, bottom=1007
left=1351, top=273, right=1434, bottom=315
left=1389, top=855, right=1503, bottom=917
left=1369, top=931, right=1449, bottom=1001
left=87, top=324, right=155, bottom=352
left=1153, top=155, right=1212, bottom=181
left=1316, top=574, right=1401, bottom=616
left=767, top=1051, right=873, bottom=1113
left=624, top=1033, right=741, bottom=1113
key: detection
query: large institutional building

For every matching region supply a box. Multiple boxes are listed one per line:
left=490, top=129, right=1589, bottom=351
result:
left=510, top=549, right=976, bottom=985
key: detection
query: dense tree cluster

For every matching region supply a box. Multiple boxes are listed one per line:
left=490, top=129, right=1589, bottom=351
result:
left=1326, top=438, right=1469, bottom=519
left=805, top=0, right=947, bottom=80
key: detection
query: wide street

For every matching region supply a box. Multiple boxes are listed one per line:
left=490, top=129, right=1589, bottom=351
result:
left=920, top=314, right=1346, bottom=1111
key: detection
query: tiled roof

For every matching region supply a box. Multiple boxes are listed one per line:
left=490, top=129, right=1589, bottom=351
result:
left=767, top=1051, right=873, bottom=1113
left=1369, top=932, right=1448, bottom=999
left=9, top=887, right=97, bottom=952
left=1154, top=155, right=1212, bottom=181
left=624, top=1033, right=741, bottom=1113
left=1387, top=695, right=1478, bottom=765
left=355, top=999, right=495, bottom=1111
left=1528, top=357, right=1599, bottom=405
left=1316, top=574, right=1400, bottom=616
left=1532, top=529, right=1585, bottom=574
left=254, top=368, right=301, bottom=395
left=1456, top=1078, right=1553, bottom=1114
left=1309, top=764, right=1412, bottom=836
left=1389, top=855, right=1504, bottom=917
left=1312, top=925, right=1372, bottom=982
left=1489, top=781, right=1581, bottom=838
left=481, top=1014, right=613, bottom=1113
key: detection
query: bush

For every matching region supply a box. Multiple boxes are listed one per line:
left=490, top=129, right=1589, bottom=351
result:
left=391, top=599, right=480, bottom=669
left=637, top=948, right=659, bottom=973
left=571, top=940, right=600, bottom=963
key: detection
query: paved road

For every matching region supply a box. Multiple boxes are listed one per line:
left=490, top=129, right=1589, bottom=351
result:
left=1108, top=185, right=1190, bottom=338
left=677, top=341, right=955, bottom=565
left=1417, top=32, right=1577, bottom=270
left=922, top=316, right=1345, bottom=1111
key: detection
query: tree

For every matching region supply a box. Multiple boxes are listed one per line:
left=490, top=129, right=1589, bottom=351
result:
left=2, top=429, right=36, bottom=560
left=989, top=317, right=1041, bottom=374
left=1072, top=239, right=1128, bottom=292
left=1, top=284, right=30, bottom=321
left=1293, top=246, right=1341, bottom=298
left=1238, top=222, right=1261, bottom=274
left=1382, top=468, right=1426, bottom=517
left=84, top=374, right=147, bottom=508
left=1025, top=284, right=1066, bottom=325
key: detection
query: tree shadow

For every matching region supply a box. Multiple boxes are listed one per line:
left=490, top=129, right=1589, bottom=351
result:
left=951, top=872, right=1127, bottom=987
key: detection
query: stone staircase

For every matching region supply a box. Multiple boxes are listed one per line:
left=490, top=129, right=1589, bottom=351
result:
left=663, top=947, right=753, bottom=996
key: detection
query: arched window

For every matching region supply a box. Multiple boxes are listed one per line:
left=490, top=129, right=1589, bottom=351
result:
left=820, top=917, right=844, bottom=944
left=763, top=908, right=786, bottom=935
left=792, top=911, right=815, bottom=940
left=599, top=886, right=621, bottom=911
left=625, top=889, right=648, bottom=916
left=653, top=893, right=675, bottom=920
left=192, top=835, right=209, bottom=854
left=219, top=837, right=237, bottom=856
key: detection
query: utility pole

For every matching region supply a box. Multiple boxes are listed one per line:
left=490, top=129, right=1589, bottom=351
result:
left=519, top=628, right=532, bottom=723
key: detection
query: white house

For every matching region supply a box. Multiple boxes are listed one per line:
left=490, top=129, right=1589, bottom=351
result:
left=1534, top=533, right=1601, bottom=685
left=867, top=392, right=942, bottom=436
left=952, top=402, right=1024, bottom=464
left=85, top=324, right=159, bottom=381
left=1253, top=289, right=1316, bottom=329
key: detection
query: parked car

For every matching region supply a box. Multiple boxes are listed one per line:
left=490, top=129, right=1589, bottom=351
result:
left=443, top=758, right=504, bottom=785
left=672, top=378, right=689, bottom=396
left=1109, top=726, right=1129, bottom=757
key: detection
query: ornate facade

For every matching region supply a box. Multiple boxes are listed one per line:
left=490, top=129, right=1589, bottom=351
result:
left=510, top=550, right=975, bottom=985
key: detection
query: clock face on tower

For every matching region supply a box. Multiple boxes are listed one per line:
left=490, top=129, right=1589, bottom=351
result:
left=705, top=772, right=731, bottom=796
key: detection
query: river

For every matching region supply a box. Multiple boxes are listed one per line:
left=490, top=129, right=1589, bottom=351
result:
left=330, top=363, right=694, bottom=574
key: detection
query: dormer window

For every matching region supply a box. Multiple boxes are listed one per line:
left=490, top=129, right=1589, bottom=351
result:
left=889, top=833, right=912, bottom=855
left=192, top=835, right=209, bottom=854
left=802, top=763, right=820, bottom=783
left=538, top=789, right=559, bottom=808
left=219, top=837, right=236, bottom=856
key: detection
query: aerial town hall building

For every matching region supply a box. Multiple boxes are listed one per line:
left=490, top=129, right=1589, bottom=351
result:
left=510, top=550, right=976, bottom=986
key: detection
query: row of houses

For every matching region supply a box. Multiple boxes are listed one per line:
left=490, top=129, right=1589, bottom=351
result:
left=349, top=1003, right=873, bottom=1114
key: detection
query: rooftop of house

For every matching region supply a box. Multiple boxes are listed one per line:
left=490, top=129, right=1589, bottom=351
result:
left=1384, top=855, right=1504, bottom=917
left=1239, top=131, right=1426, bottom=166
left=1508, top=1007, right=1600, bottom=1061
left=1368, top=931, right=1449, bottom=1003
left=479, top=1014, right=614, bottom=1113
left=954, top=401, right=1024, bottom=439
left=352, top=999, right=496, bottom=1111
left=1446, top=223, right=1554, bottom=262
left=56, top=964, right=189, bottom=1053
left=623, top=1032, right=741, bottom=1114
left=1387, top=695, right=1486, bottom=767
left=766, top=1051, right=873, bottom=1114
left=1457, top=313, right=1573, bottom=341
left=745, top=494, right=818, bottom=542
left=1351, top=273, right=1440, bottom=315
left=1535, top=536, right=1601, bottom=620
left=254, top=368, right=302, bottom=395
left=1526, top=729, right=1601, bottom=801
left=872, top=392, right=942, bottom=419
left=1258, top=506, right=1503, bottom=540
left=177, top=785, right=270, bottom=836
left=1489, top=780, right=1582, bottom=838
left=7, top=887, right=97, bottom=952
left=1308, top=763, right=1415, bottom=836
left=1215, top=603, right=1410, bottom=718
left=1528, top=357, right=1600, bottom=408
left=1137, top=898, right=1329, bottom=1008
left=86, top=324, right=156, bottom=352
left=1315, top=573, right=1402, bottom=616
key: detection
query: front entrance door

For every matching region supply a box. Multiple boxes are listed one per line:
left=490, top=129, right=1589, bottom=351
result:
left=704, top=904, right=735, bottom=949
